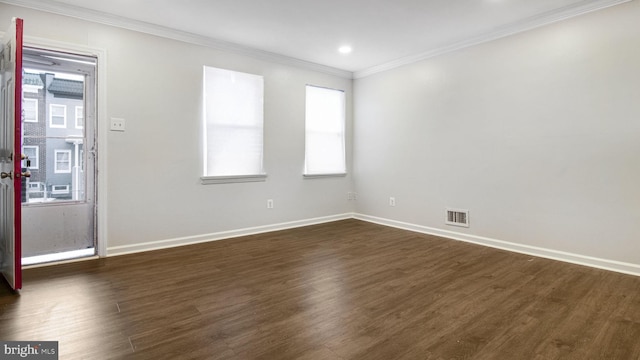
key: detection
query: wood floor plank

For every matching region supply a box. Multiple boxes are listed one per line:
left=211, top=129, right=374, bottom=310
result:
left=1, top=219, right=639, bottom=359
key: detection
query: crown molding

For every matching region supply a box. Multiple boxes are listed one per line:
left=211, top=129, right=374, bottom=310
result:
left=354, top=0, right=632, bottom=79
left=1, top=0, right=631, bottom=80
left=0, top=0, right=354, bottom=79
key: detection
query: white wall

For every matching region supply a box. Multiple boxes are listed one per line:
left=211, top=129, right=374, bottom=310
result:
left=3, top=1, right=639, bottom=273
left=353, top=0, right=640, bottom=270
left=0, top=3, right=355, bottom=253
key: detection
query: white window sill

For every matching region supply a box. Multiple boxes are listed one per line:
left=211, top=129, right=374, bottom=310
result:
left=201, top=174, right=267, bottom=185
left=303, top=173, right=347, bottom=179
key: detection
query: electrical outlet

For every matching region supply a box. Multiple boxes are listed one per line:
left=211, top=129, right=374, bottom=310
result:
left=389, top=197, right=396, bottom=207
left=110, top=118, right=125, bottom=131
left=267, top=199, right=274, bottom=209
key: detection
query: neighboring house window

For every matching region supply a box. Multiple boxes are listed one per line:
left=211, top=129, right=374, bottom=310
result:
left=28, top=182, right=43, bottom=192
left=202, top=66, right=265, bottom=183
left=51, top=185, right=70, bottom=194
left=75, top=106, right=84, bottom=129
left=50, top=104, right=66, bottom=128
left=304, top=85, right=346, bottom=176
left=22, top=145, right=39, bottom=169
left=23, top=99, right=38, bottom=122
left=54, top=150, right=72, bottom=173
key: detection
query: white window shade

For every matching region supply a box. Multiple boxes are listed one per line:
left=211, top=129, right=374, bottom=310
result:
left=54, top=150, right=71, bottom=173
left=305, top=85, right=346, bottom=176
left=202, top=66, right=265, bottom=181
left=23, top=98, right=38, bottom=122
left=75, top=106, right=84, bottom=128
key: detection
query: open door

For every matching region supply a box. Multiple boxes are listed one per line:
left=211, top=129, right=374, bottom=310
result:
left=0, top=17, right=24, bottom=290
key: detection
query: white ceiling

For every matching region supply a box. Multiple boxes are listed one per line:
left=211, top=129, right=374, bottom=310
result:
left=2, top=0, right=630, bottom=77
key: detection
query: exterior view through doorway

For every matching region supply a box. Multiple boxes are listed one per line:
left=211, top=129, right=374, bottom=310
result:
left=21, top=47, right=97, bottom=265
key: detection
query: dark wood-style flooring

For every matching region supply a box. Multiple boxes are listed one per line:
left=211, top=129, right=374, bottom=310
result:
left=1, top=219, right=639, bottom=359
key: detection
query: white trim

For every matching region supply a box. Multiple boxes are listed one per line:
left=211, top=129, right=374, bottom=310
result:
left=49, top=103, right=66, bottom=128
left=23, top=34, right=104, bottom=60
left=0, top=0, right=352, bottom=79
left=23, top=253, right=98, bottom=268
left=97, top=209, right=640, bottom=276
left=354, top=214, right=640, bottom=277
left=303, top=173, right=347, bottom=179
left=107, top=213, right=354, bottom=257
left=0, top=0, right=630, bottom=80
left=95, top=46, right=108, bottom=258
left=353, top=0, right=632, bottom=78
left=19, top=35, right=109, bottom=258
left=200, top=174, right=267, bottom=185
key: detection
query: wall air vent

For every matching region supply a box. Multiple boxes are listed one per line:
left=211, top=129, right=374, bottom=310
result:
left=446, top=209, right=469, bottom=227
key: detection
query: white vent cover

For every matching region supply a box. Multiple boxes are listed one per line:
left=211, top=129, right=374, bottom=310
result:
left=446, top=209, right=469, bottom=227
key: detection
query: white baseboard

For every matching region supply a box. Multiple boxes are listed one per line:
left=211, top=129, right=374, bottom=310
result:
left=106, top=213, right=354, bottom=257
left=354, top=213, right=640, bottom=277
left=107, top=211, right=640, bottom=277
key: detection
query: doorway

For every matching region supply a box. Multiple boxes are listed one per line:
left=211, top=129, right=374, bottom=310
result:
left=20, top=47, right=97, bottom=265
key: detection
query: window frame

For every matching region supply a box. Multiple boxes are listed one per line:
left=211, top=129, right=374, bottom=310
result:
left=303, top=84, right=347, bottom=178
left=23, top=98, right=38, bottom=123
left=51, top=184, right=70, bottom=194
left=201, top=66, right=267, bottom=184
left=27, top=182, right=43, bottom=192
left=75, top=106, right=84, bottom=129
left=49, top=104, right=67, bottom=128
left=54, top=149, right=72, bottom=174
left=22, top=145, right=39, bottom=169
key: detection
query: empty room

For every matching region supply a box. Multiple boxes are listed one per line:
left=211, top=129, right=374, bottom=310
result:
left=0, top=0, right=639, bottom=359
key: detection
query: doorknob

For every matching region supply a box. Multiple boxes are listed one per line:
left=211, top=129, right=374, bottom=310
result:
left=1, top=171, right=30, bottom=179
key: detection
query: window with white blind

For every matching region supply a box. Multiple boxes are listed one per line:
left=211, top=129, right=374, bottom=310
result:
left=50, top=104, right=66, bottom=128
left=75, top=106, right=84, bottom=129
left=23, top=98, right=38, bottom=122
left=304, top=85, right=346, bottom=176
left=201, top=66, right=265, bottom=184
left=54, top=149, right=71, bottom=173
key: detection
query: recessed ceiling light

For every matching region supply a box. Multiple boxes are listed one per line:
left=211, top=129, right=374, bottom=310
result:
left=338, top=46, right=352, bottom=54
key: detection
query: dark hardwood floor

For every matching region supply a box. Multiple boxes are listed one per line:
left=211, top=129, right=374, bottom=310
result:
left=1, top=219, right=639, bottom=359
